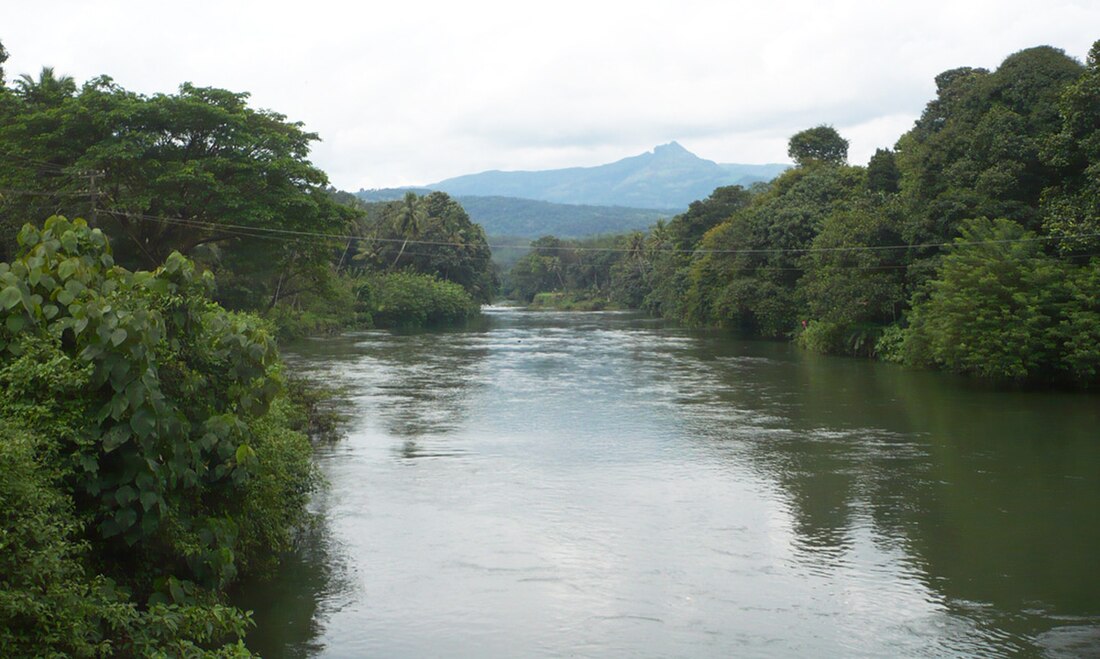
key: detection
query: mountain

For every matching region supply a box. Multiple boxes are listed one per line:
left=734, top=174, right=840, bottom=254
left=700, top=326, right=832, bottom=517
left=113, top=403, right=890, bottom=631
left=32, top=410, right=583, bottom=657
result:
left=352, top=188, right=668, bottom=238
left=427, top=142, right=788, bottom=210
left=454, top=196, right=667, bottom=238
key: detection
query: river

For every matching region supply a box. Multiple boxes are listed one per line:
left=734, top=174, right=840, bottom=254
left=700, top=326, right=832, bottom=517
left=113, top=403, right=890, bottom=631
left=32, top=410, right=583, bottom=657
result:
left=236, top=307, right=1100, bottom=657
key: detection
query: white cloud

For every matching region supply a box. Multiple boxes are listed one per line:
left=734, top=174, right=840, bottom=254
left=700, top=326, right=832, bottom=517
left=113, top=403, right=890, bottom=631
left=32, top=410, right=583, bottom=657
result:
left=2, top=0, right=1097, bottom=189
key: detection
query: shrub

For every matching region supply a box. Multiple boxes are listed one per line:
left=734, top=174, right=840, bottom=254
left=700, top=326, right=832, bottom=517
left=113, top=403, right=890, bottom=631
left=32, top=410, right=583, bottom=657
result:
left=358, top=271, right=479, bottom=328
left=0, top=216, right=319, bottom=654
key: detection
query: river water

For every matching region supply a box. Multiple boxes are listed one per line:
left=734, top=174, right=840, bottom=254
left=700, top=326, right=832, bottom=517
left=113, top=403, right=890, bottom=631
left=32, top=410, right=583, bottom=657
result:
left=237, top=307, right=1100, bottom=657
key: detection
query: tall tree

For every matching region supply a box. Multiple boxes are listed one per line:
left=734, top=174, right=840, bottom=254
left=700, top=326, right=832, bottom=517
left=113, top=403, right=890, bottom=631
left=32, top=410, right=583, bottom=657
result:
left=895, top=46, right=1083, bottom=239
left=1041, top=39, right=1100, bottom=254
left=356, top=192, right=495, bottom=301
left=787, top=125, right=849, bottom=167
left=390, top=191, right=427, bottom=268
left=0, top=74, right=353, bottom=310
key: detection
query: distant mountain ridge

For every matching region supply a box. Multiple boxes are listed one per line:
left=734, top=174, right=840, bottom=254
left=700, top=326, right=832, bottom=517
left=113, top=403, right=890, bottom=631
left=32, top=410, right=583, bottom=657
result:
left=354, top=143, right=787, bottom=238
left=352, top=189, right=668, bottom=238
left=428, top=142, right=788, bottom=210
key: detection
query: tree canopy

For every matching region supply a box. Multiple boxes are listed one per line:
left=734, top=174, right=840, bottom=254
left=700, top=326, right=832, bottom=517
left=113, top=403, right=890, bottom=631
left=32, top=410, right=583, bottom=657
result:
left=504, top=42, right=1100, bottom=386
left=787, top=125, right=849, bottom=167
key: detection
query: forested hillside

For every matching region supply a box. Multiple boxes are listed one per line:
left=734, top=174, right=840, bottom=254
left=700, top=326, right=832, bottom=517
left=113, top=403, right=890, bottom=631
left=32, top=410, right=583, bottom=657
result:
left=507, top=43, right=1100, bottom=386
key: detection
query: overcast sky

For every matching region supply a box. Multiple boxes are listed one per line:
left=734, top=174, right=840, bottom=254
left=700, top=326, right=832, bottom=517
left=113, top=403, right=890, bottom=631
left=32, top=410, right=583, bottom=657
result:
left=3, top=1, right=1097, bottom=190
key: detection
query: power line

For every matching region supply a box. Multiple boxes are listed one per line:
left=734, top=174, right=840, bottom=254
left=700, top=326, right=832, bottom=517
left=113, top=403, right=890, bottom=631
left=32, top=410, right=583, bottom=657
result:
left=0, top=187, right=95, bottom=197
left=111, top=209, right=1100, bottom=257
left=0, top=151, right=73, bottom=173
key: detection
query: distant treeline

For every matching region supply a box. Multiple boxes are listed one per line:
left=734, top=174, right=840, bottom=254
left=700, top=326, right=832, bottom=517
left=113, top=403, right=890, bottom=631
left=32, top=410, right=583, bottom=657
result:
left=506, top=43, right=1100, bottom=387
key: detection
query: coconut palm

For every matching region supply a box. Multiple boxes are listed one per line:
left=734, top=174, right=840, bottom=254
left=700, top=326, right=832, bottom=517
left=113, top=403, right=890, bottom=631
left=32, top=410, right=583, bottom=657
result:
left=14, top=66, right=76, bottom=106
left=391, top=191, right=427, bottom=269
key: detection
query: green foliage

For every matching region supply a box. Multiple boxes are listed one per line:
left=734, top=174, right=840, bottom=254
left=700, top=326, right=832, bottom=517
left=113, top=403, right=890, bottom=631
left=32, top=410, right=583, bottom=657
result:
left=492, top=43, right=1100, bottom=388
left=504, top=233, right=641, bottom=307
left=528, top=292, right=616, bottom=311
left=283, top=376, right=346, bottom=444
left=0, top=217, right=318, bottom=654
left=903, top=218, right=1097, bottom=384
left=895, top=47, right=1083, bottom=240
left=866, top=148, right=900, bottom=193
left=354, top=192, right=496, bottom=302
left=0, top=420, right=125, bottom=657
left=359, top=271, right=479, bottom=328
left=1040, top=40, right=1100, bottom=254
left=667, top=185, right=753, bottom=250
left=793, top=195, right=908, bottom=354
left=0, top=71, right=354, bottom=319
left=788, top=125, right=849, bottom=167
left=686, top=163, right=864, bottom=336
left=506, top=236, right=568, bottom=302
left=873, top=323, right=908, bottom=363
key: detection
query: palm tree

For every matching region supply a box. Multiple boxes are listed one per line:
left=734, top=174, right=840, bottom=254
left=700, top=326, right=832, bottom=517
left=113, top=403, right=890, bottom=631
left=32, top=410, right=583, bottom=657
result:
left=391, top=192, right=427, bottom=269
left=14, top=67, right=76, bottom=107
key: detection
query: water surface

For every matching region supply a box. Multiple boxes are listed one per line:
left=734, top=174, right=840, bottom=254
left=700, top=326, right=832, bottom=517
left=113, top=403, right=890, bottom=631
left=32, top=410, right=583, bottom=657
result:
left=238, top=308, right=1100, bottom=657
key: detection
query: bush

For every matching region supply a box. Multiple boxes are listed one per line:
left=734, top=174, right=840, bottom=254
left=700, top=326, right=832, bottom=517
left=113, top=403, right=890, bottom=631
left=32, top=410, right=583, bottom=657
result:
left=0, top=216, right=319, bottom=654
left=902, top=218, right=1098, bottom=384
left=358, top=271, right=479, bottom=328
left=874, top=324, right=907, bottom=363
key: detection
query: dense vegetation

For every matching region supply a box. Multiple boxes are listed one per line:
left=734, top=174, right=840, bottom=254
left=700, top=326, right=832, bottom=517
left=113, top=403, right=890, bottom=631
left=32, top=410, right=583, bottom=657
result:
left=508, top=43, right=1100, bottom=386
left=2, top=33, right=1098, bottom=657
left=0, top=45, right=495, bottom=336
left=0, top=41, right=496, bottom=656
left=0, top=217, right=314, bottom=655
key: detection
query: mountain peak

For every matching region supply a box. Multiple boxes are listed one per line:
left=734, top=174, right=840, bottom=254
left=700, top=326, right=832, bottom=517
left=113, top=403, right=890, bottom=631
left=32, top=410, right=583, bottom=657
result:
left=652, top=141, right=692, bottom=157
left=427, top=144, right=788, bottom=210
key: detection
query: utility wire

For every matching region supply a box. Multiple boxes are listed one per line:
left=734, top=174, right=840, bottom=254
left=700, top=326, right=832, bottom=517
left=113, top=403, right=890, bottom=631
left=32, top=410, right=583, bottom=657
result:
left=0, top=187, right=95, bottom=197
left=0, top=151, right=74, bottom=173
left=112, top=209, right=1100, bottom=257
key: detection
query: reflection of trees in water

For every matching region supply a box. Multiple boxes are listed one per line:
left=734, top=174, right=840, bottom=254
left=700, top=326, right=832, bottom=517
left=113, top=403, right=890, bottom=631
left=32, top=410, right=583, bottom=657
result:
left=286, top=329, right=491, bottom=441
left=232, top=499, right=353, bottom=658
left=367, top=331, right=490, bottom=440
left=672, top=335, right=1100, bottom=647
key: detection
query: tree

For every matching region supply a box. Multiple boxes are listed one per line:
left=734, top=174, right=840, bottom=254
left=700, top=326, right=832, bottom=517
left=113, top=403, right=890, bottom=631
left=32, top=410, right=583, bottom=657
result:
left=686, top=165, right=864, bottom=336
left=795, top=196, right=908, bottom=355
left=902, top=217, right=1092, bottom=382
left=13, top=66, right=76, bottom=107
left=390, top=191, right=427, bottom=268
left=0, top=75, right=354, bottom=315
left=0, top=216, right=322, bottom=653
left=0, top=216, right=316, bottom=595
left=787, top=125, right=849, bottom=167
left=1041, top=39, right=1100, bottom=254
left=506, top=236, right=568, bottom=301
left=355, top=192, right=495, bottom=301
left=894, top=47, right=1083, bottom=240
left=668, top=185, right=753, bottom=249
left=866, top=148, right=901, bottom=193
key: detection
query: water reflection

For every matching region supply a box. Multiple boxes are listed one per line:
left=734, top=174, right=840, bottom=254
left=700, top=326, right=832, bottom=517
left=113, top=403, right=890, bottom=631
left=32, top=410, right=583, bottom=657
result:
left=671, top=334, right=1100, bottom=654
left=285, top=328, right=490, bottom=440
left=248, top=309, right=1100, bottom=657
left=232, top=481, right=354, bottom=658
